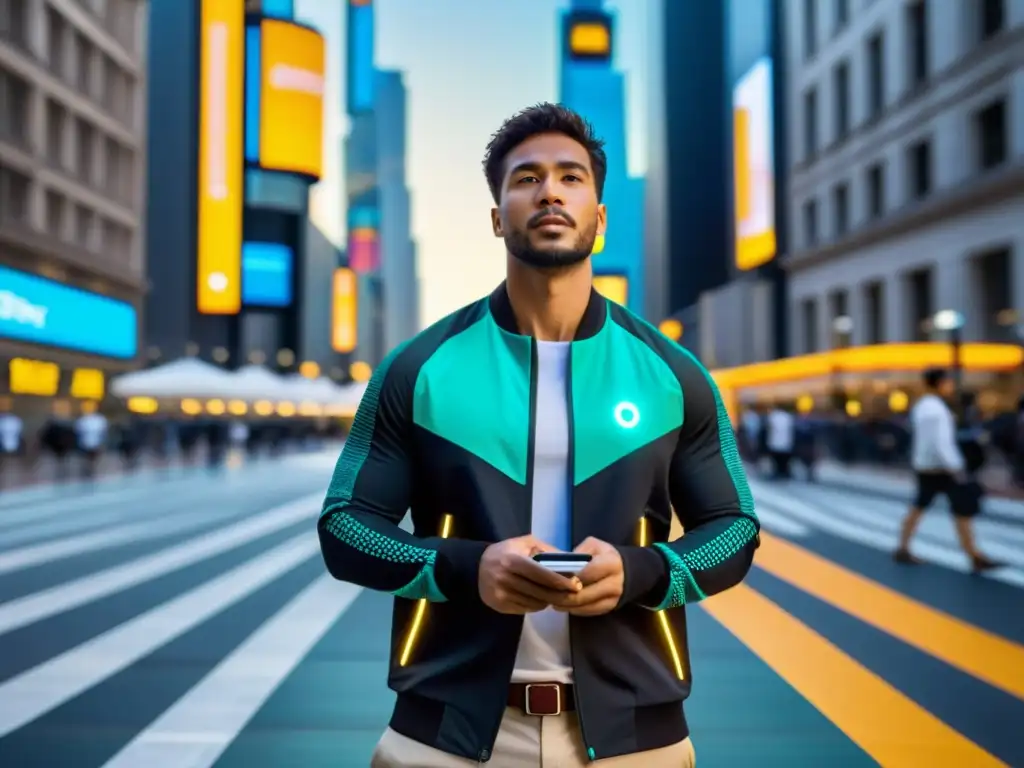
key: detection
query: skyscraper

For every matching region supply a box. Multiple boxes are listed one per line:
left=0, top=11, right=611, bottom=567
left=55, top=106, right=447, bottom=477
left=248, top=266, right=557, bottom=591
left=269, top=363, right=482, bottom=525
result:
left=342, top=0, right=417, bottom=367
left=375, top=70, right=419, bottom=350
left=558, top=0, right=645, bottom=316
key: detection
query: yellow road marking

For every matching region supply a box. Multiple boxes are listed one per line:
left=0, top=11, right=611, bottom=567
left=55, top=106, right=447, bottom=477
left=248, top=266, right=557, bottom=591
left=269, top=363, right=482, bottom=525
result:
left=754, top=532, right=1024, bottom=701
left=703, top=584, right=1007, bottom=767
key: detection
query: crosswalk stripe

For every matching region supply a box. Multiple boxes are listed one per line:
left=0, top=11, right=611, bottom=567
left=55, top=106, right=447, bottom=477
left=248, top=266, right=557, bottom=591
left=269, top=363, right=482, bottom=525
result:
left=703, top=584, right=1006, bottom=766
left=0, top=533, right=319, bottom=739
left=102, top=575, right=360, bottom=768
left=0, top=493, right=322, bottom=636
left=754, top=532, right=1024, bottom=702
left=749, top=506, right=811, bottom=538
left=0, top=505, right=258, bottom=575
left=751, top=481, right=1024, bottom=588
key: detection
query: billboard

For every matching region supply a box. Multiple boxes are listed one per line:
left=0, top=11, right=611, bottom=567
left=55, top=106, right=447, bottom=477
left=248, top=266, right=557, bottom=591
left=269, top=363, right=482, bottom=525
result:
left=197, top=0, right=245, bottom=315
left=347, top=0, right=374, bottom=113
left=332, top=268, right=358, bottom=353
left=256, top=19, right=325, bottom=179
left=242, top=241, right=293, bottom=307
left=593, top=274, right=628, bottom=306
left=733, top=57, right=776, bottom=271
left=565, top=10, right=612, bottom=62
left=0, top=266, right=137, bottom=359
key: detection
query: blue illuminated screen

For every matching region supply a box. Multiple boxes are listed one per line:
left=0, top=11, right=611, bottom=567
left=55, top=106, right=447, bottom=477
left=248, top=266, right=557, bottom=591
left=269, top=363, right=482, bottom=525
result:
left=0, top=265, right=137, bottom=359
left=348, top=4, right=374, bottom=113
left=244, top=25, right=261, bottom=162
left=262, top=0, right=294, bottom=17
left=242, top=242, right=294, bottom=307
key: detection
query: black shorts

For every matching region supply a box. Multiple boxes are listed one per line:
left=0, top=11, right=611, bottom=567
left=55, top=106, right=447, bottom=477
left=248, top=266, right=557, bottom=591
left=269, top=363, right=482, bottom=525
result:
left=913, top=472, right=979, bottom=517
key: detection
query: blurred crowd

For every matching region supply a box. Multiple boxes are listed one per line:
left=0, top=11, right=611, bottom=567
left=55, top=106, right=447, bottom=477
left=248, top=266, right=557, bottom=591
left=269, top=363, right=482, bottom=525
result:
left=737, top=393, right=1024, bottom=489
left=0, top=407, right=344, bottom=490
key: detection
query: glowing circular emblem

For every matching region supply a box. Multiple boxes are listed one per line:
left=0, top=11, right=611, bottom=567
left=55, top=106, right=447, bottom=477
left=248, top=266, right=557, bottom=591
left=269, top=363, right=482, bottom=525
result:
left=613, top=401, right=640, bottom=428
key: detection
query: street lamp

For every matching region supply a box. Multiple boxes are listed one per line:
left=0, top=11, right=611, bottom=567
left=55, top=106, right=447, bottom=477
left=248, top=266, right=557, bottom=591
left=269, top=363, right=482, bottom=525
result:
left=933, top=309, right=965, bottom=404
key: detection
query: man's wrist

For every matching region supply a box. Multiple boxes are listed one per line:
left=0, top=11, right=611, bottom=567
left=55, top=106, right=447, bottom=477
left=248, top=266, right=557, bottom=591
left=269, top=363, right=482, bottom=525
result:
left=433, top=538, right=489, bottom=602
left=616, top=545, right=669, bottom=608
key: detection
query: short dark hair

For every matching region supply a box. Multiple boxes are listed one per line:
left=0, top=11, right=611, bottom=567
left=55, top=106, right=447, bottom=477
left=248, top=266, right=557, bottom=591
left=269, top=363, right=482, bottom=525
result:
left=482, top=103, right=607, bottom=203
left=923, top=367, right=947, bottom=389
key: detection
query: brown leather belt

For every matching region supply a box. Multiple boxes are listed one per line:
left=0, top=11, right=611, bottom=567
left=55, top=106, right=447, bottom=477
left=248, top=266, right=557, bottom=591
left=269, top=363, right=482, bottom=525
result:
left=508, top=683, right=575, bottom=716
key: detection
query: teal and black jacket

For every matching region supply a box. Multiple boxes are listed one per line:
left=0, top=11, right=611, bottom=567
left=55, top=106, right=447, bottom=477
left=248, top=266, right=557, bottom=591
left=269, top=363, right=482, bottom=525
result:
left=318, top=283, right=759, bottom=762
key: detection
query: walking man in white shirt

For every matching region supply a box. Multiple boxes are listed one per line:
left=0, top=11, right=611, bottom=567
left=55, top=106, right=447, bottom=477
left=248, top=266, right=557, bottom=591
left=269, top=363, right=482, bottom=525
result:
left=894, top=368, right=999, bottom=572
left=766, top=403, right=796, bottom=480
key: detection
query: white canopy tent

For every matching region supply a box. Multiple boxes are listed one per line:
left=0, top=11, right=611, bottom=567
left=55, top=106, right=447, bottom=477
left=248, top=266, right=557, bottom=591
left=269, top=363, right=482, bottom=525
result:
left=110, top=358, right=237, bottom=399
left=228, top=364, right=290, bottom=401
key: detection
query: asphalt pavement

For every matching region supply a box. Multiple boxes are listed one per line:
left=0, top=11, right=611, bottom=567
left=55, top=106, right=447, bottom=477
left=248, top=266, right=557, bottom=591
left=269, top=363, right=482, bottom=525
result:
left=0, top=451, right=1021, bottom=767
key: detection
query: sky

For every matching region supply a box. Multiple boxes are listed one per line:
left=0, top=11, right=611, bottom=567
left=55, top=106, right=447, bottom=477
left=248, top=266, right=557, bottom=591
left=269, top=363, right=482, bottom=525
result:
left=295, top=0, right=650, bottom=328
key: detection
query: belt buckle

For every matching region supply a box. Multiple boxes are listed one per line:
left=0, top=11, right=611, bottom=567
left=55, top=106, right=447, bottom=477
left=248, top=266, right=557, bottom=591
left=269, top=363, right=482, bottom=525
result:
left=524, top=683, right=561, bottom=716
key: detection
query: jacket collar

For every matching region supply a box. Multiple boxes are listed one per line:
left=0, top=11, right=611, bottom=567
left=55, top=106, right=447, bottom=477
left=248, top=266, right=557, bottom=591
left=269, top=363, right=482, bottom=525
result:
left=488, top=280, right=607, bottom=341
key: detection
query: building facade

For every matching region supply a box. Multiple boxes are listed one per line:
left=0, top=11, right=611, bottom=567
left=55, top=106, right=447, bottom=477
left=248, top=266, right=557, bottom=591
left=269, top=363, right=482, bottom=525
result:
left=783, top=0, right=1024, bottom=353
left=0, top=0, right=147, bottom=418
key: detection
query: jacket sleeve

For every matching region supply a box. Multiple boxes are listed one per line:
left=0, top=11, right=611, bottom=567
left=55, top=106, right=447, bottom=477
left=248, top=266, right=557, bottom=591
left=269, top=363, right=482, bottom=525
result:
left=317, top=347, right=488, bottom=603
left=619, top=348, right=759, bottom=610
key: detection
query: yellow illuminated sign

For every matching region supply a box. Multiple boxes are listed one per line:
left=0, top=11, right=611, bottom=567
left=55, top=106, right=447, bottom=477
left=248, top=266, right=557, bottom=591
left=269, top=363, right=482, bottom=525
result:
left=570, top=22, right=610, bottom=56
left=9, top=358, right=60, bottom=396
left=332, top=268, right=358, bottom=353
left=197, top=0, right=245, bottom=314
left=733, top=59, right=776, bottom=271
left=593, top=275, right=628, bottom=306
left=259, top=20, right=325, bottom=179
left=70, top=368, right=105, bottom=400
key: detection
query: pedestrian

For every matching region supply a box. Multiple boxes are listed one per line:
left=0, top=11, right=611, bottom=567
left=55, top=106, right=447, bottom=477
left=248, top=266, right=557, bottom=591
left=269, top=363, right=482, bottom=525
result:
left=894, top=368, right=998, bottom=571
left=318, top=103, right=760, bottom=767
left=765, top=402, right=796, bottom=480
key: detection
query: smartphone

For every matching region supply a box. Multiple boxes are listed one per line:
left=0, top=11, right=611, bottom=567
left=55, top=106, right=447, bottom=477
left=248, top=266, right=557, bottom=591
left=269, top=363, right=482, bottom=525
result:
left=532, top=552, right=592, bottom=576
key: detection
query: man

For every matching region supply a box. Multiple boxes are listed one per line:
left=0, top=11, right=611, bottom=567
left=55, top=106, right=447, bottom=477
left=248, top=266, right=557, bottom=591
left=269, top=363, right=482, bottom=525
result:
left=318, top=103, right=759, bottom=766
left=765, top=402, right=796, bottom=480
left=895, top=368, right=998, bottom=571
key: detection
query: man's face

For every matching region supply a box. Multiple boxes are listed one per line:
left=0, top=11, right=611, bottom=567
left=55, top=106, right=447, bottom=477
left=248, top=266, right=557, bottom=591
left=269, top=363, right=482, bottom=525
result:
left=938, top=377, right=955, bottom=398
left=491, top=132, right=606, bottom=269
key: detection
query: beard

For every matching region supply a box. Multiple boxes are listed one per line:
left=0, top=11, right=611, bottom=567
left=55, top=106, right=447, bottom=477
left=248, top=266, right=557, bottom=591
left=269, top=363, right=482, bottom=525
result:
left=505, top=220, right=598, bottom=269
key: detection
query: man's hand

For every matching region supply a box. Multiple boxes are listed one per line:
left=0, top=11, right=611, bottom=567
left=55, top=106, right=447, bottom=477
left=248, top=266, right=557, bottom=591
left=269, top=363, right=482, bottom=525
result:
left=555, top=537, right=624, bottom=617
left=479, top=536, right=581, bottom=614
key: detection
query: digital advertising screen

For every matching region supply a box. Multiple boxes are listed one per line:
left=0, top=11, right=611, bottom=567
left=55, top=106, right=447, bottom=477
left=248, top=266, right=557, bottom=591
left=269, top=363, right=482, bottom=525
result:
left=565, top=10, right=612, bottom=62
left=197, top=0, right=245, bottom=315
left=242, top=241, right=294, bottom=307
left=347, top=0, right=374, bottom=113
left=593, top=274, right=628, bottom=306
left=332, top=268, right=357, bottom=353
left=256, top=19, right=325, bottom=179
left=732, top=57, right=776, bottom=272
left=0, top=266, right=137, bottom=359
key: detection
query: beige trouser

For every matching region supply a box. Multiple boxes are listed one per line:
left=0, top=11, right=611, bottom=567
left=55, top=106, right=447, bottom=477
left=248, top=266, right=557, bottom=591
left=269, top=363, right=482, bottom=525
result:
left=370, top=707, right=696, bottom=767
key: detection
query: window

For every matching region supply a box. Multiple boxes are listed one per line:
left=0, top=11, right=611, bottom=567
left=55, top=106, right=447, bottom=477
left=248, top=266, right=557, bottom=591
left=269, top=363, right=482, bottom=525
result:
left=975, top=98, right=1006, bottom=171
left=866, top=163, right=885, bottom=219
left=834, top=0, right=849, bottom=32
left=46, top=100, right=67, bottom=167
left=0, top=163, right=31, bottom=223
left=832, top=60, right=850, bottom=140
left=801, top=299, right=820, bottom=353
left=0, top=0, right=30, bottom=48
left=907, top=268, right=933, bottom=341
left=906, top=0, right=928, bottom=89
left=832, top=182, right=849, bottom=236
left=907, top=139, right=932, bottom=199
left=0, top=66, right=30, bottom=148
left=864, top=282, right=884, bottom=344
left=75, top=32, right=91, bottom=94
left=46, top=6, right=66, bottom=78
left=74, top=203, right=94, bottom=246
left=803, top=0, right=817, bottom=59
left=75, top=118, right=95, bottom=183
left=866, top=32, right=885, bottom=120
left=803, top=87, right=818, bottom=158
left=980, top=0, right=1005, bottom=41
left=44, top=189, right=66, bottom=238
left=803, top=198, right=819, bottom=246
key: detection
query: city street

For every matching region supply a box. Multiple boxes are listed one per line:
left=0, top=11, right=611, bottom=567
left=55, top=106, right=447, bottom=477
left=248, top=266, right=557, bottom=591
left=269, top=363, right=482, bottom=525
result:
left=0, top=452, right=1021, bottom=767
